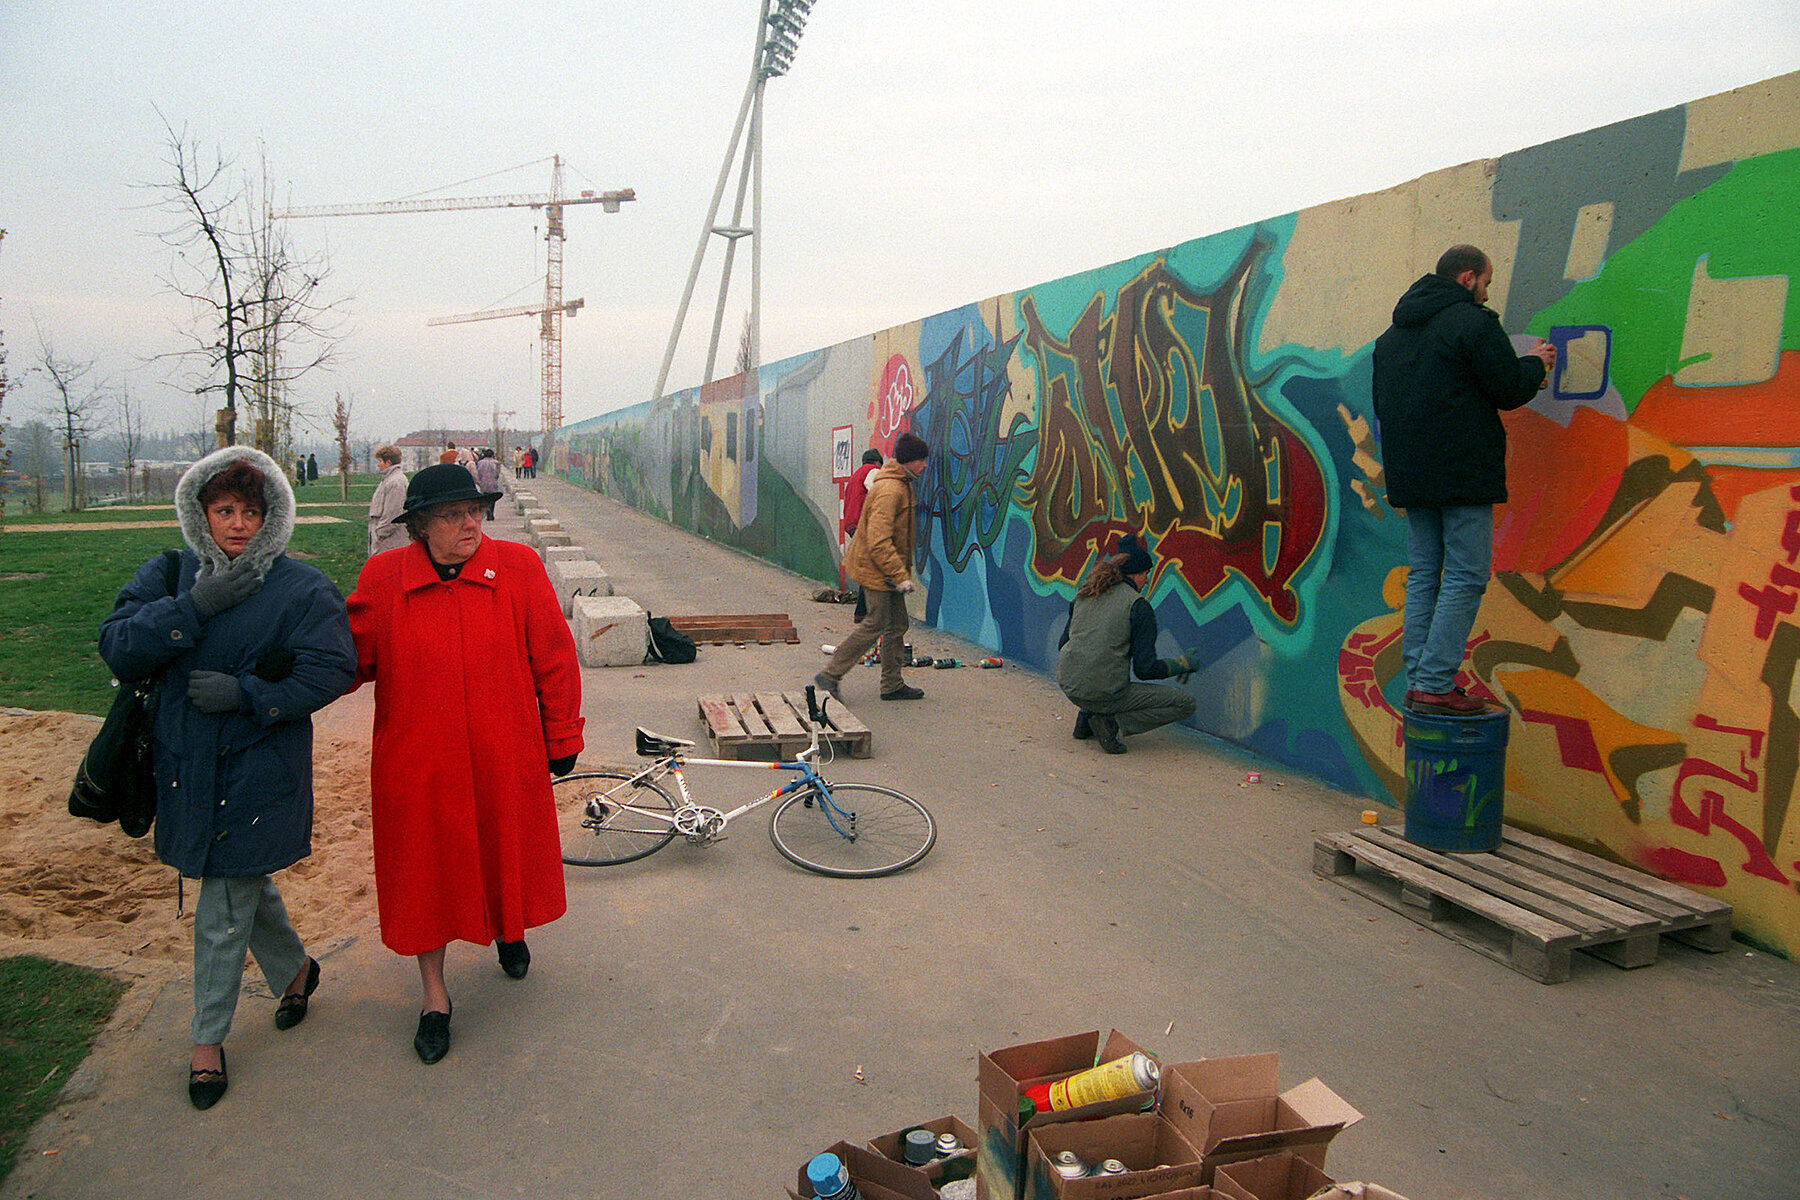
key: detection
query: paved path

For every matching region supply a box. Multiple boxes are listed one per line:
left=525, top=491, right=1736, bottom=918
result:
left=8, top=475, right=1798, bottom=1200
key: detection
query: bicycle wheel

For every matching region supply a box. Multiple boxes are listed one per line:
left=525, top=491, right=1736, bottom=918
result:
left=557, top=771, right=677, bottom=866
left=769, top=782, right=936, bottom=878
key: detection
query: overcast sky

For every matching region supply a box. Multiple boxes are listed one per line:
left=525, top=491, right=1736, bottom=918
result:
left=4, top=1, right=1797, bottom=445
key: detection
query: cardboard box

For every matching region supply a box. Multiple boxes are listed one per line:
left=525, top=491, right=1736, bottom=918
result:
left=869, top=1115, right=980, bottom=1166
left=1024, top=1112, right=1206, bottom=1200
left=975, top=1031, right=1159, bottom=1200
left=790, top=1140, right=938, bottom=1200
left=1212, top=1153, right=1335, bottom=1200
left=1159, top=1056, right=1362, bottom=1181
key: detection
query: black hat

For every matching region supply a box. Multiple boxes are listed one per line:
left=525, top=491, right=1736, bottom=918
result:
left=393, top=463, right=503, bottom=523
left=894, top=432, right=929, bottom=463
left=1115, top=533, right=1154, bottom=576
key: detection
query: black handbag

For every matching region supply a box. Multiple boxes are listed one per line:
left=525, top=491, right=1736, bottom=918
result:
left=68, top=550, right=181, bottom=838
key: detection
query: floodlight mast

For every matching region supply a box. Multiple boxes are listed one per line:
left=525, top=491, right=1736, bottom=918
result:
left=651, top=0, right=814, bottom=405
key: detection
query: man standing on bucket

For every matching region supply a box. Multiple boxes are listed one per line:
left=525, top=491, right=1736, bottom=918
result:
left=1372, top=244, right=1555, bottom=714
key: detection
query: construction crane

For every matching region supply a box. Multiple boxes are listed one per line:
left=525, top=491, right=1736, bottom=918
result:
left=277, top=157, right=634, bottom=433
left=428, top=298, right=584, bottom=327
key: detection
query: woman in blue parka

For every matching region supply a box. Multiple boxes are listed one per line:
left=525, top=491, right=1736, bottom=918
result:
left=99, top=445, right=355, bottom=1109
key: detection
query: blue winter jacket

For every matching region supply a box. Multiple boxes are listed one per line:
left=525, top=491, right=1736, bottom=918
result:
left=97, top=447, right=356, bottom=877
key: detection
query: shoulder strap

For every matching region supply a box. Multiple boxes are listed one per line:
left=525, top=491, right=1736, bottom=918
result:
left=160, top=549, right=183, bottom=595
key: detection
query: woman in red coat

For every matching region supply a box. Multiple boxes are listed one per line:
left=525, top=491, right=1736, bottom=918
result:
left=346, top=464, right=584, bottom=1063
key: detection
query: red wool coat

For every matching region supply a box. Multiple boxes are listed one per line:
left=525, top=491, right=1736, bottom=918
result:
left=347, top=536, right=584, bottom=955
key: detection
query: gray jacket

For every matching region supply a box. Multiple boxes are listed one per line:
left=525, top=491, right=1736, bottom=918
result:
left=99, top=446, right=356, bottom=877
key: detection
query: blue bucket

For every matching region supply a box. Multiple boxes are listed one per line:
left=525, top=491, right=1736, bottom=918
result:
left=1402, top=707, right=1509, bottom=852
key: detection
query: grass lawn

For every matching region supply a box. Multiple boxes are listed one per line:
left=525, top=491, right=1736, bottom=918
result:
left=0, top=478, right=380, bottom=715
left=0, top=955, right=130, bottom=1183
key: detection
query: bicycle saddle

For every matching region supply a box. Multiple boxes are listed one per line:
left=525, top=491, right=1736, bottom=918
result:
left=635, top=727, right=696, bottom=757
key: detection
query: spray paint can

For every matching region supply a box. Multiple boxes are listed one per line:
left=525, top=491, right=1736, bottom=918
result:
left=1050, top=1151, right=1089, bottom=1181
left=806, top=1152, right=862, bottom=1200
left=1021, top=1052, right=1160, bottom=1114
left=934, top=1133, right=963, bottom=1158
left=978, top=657, right=1003, bottom=668
left=901, top=1129, right=936, bottom=1167
left=1093, top=1160, right=1129, bottom=1177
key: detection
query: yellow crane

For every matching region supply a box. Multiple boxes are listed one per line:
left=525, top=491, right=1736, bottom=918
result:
left=278, top=157, right=633, bottom=433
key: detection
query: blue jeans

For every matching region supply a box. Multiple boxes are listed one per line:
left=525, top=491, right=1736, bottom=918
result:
left=1403, top=505, right=1493, bottom=694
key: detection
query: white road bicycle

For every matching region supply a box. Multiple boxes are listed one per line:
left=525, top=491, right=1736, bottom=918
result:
left=557, top=687, right=936, bottom=878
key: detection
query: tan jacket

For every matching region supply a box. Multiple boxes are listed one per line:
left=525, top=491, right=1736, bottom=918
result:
left=844, top=460, right=917, bottom=591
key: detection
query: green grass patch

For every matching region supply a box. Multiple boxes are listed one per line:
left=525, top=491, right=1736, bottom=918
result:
left=0, top=955, right=130, bottom=1183
left=0, top=482, right=377, bottom=715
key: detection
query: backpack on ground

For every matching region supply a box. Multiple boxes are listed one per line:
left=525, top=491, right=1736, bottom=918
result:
left=645, top=615, right=698, bottom=664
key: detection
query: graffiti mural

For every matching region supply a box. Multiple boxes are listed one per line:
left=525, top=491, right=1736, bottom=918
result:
left=553, top=73, right=1800, bottom=956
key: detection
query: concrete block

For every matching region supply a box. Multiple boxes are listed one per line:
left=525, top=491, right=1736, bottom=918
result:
left=535, top=531, right=572, bottom=556
left=514, top=493, right=537, bottom=513
left=551, top=561, right=614, bottom=615
left=544, top=545, right=589, bottom=567
left=573, top=595, right=647, bottom=667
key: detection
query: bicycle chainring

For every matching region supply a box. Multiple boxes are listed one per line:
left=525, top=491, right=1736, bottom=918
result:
left=673, top=805, right=727, bottom=842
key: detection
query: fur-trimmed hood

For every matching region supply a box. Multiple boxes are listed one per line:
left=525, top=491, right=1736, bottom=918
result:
left=175, top=445, right=296, bottom=579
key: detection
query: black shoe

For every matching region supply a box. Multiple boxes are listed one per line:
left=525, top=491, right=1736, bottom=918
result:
left=414, top=1006, right=452, bottom=1065
left=812, top=671, right=842, bottom=702
left=274, top=957, right=320, bottom=1031
left=497, top=939, right=530, bottom=980
left=1091, top=714, right=1126, bottom=755
left=1072, top=711, right=1092, bottom=739
left=188, top=1049, right=228, bottom=1110
left=880, top=684, right=925, bottom=700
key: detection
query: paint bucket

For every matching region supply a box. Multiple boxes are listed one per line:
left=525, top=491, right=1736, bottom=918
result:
left=1402, top=706, right=1509, bottom=852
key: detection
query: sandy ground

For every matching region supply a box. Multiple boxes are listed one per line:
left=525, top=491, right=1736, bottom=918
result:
left=0, top=705, right=378, bottom=979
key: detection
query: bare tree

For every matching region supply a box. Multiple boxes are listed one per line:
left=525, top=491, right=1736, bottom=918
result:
left=15, top=419, right=55, bottom=514
left=117, top=382, right=146, bottom=502
left=0, top=229, right=13, bottom=528
left=35, top=329, right=108, bottom=512
left=332, top=392, right=353, bottom=500
left=144, top=118, right=343, bottom=449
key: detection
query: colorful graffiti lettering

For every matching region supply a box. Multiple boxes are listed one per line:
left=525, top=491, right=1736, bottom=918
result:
left=910, top=310, right=1035, bottom=572
left=1018, top=243, right=1328, bottom=622
left=875, top=354, right=915, bottom=442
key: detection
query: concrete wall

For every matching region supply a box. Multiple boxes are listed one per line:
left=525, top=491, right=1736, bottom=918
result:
left=553, top=72, right=1800, bottom=957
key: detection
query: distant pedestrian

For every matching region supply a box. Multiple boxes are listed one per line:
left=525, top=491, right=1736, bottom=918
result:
left=474, top=449, right=502, bottom=519
left=843, top=448, right=883, bottom=622
left=439, top=441, right=459, bottom=466
left=305, top=453, right=318, bottom=483
left=367, top=445, right=409, bottom=556
left=815, top=432, right=928, bottom=702
left=295, top=455, right=307, bottom=486
left=1372, top=243, right=1554, bottom=714
left=1057, top=533, right=1199, bottom=755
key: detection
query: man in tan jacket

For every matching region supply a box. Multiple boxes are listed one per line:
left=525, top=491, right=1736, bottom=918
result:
left=815, top=432, right=929, bottom=701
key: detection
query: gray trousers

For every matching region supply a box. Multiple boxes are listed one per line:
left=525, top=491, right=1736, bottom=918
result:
left=191, top=874, right=307, bottom=1045
left=1064, top=681, right=1197, bottom=737
left=823, top=587, right=910, bottom=692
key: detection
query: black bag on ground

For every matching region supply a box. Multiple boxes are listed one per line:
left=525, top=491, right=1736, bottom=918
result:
left=645, top=614, right=698, bottom=664
left=69, top=550, right=180, bottom=837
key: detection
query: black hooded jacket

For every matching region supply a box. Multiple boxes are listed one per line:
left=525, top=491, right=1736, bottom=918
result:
left=1371, top=273, right=1547, bottom=508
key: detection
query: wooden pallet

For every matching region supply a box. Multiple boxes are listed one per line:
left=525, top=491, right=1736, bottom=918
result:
left=696, top=691, right=873, bottom=760
left=667, top=613, right=799, bottom=645
left=1313, top=824, right=1733, bottom=983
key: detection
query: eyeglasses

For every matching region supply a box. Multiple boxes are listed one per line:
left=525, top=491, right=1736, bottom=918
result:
left=428, top=503, right=484, bottom=525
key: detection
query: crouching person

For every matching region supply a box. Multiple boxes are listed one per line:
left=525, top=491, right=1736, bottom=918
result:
left=1057, top=533, right=1199, bottom=754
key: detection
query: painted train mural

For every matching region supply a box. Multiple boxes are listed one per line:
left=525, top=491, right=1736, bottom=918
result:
left=553, top=73, right=1800, bottom=958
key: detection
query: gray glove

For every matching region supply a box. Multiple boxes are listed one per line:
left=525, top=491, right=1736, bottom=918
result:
left=189, top=558, right=262, bottom=620
left=187, top=670, right=242, bottom=714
